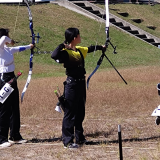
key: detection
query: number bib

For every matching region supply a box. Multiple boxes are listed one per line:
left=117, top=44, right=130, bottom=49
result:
left=0, top=83, right=14, bottom=104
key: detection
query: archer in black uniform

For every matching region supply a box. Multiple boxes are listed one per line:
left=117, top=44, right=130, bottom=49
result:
left=51, top=28, right=106, bottom=149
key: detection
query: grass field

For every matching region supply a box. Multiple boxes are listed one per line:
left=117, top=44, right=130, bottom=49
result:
left=0, top=2, right=160, bottom=160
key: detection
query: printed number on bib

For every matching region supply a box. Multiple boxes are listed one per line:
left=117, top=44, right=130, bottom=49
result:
left=0, top=83, right=14, bottom=104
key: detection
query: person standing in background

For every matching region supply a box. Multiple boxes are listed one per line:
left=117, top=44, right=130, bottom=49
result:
left=0, top=28, right=34, bottom=148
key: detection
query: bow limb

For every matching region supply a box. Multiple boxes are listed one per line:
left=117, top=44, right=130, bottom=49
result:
left=87, top=52, right=105, bottom=89
left=21, top=70, right=32, bottom=101
left=21, top=0, right=35, bottom=103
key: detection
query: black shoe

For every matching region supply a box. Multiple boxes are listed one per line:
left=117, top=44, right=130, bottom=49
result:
left=64, top=143, right=79, bottom=149
left=77, top=139, right=88, bottom=145
left=155, top=116, right=160, bottom=125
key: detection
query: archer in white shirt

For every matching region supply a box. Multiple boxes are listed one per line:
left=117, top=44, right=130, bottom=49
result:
left=0, top=35, right=34, bottom=73
left=0, top=28, right=34, bottom=148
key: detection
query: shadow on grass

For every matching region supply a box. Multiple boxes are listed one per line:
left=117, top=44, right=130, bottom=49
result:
left=26, top=133, right=160, bottom=145
left=27, top=137, right=62, bottom=143
left=84, top=129, right=160, bottom=145
left=85, top=129, right=115, bottom=138
left=85, top=135, right=160, bottom=145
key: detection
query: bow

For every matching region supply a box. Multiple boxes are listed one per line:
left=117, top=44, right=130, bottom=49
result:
left=87, top=0, right=127, bottom=89
left=21, top=0, right=40, bottom=102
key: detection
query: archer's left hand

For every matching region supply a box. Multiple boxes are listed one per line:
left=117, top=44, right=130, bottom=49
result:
left=102, top=45, right=106, bottom=52
left=30, top=44, right=35, bottom=49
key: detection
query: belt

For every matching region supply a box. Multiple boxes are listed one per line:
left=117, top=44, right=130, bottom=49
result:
left=0, top=72, right=14, bottom=75
left=68, top=76, right=85, bottom=81
left=66, top=76, right=85, bottom=84
left=74, top=78, right=85, bottom=82
left=0, top=72, right=15, bottom=81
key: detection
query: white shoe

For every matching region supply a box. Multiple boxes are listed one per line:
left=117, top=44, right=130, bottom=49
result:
left=8, top=139, right=27, bottom=144
left=0, top=142, right=12, bottom=148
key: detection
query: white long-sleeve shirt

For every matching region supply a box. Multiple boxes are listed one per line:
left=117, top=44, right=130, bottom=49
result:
left=0, top=36, right=31, bottom=73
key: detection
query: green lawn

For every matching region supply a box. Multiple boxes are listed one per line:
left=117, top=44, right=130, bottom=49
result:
left=0, top=3, right=159, bottom=79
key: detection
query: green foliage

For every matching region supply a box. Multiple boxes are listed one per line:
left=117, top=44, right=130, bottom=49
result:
left=0, top=3, right=160, bottom=79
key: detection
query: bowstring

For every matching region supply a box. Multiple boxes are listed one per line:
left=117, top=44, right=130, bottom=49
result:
left=93, top=8, right=105, bottom=57
left=13, top=2, right=20, bottom=55
left=13, top=2, right=20, bottom=35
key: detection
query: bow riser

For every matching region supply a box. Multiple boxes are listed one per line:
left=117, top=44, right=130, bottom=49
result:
left=30, top=22, right=35, bottom=45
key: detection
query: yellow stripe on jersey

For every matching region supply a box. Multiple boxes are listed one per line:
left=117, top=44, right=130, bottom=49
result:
left=76, top=46, right=88, bottom=59
left=64, top=46, right=88, bottom=63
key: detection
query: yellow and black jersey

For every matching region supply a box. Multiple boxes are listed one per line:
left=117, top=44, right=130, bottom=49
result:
left=63, top=46, right=88, bottom=68
left=51, top=43, right=103, bottom=77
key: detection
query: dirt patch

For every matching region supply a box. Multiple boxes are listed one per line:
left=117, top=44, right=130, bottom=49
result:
left=1, top=66, right=160, bottom=159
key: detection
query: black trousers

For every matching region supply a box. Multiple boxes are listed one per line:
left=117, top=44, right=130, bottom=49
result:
left=62, top=76, right=86, bottom=146
left=0, top=72, right=22, bottom=144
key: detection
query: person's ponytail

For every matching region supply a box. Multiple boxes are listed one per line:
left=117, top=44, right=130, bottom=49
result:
left=0, top=28, right=9, bottom=38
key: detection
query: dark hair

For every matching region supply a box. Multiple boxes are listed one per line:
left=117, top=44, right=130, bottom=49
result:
left=64, top=28, right=80, bottom=44
left=0, top=28, right=9, bottom=38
